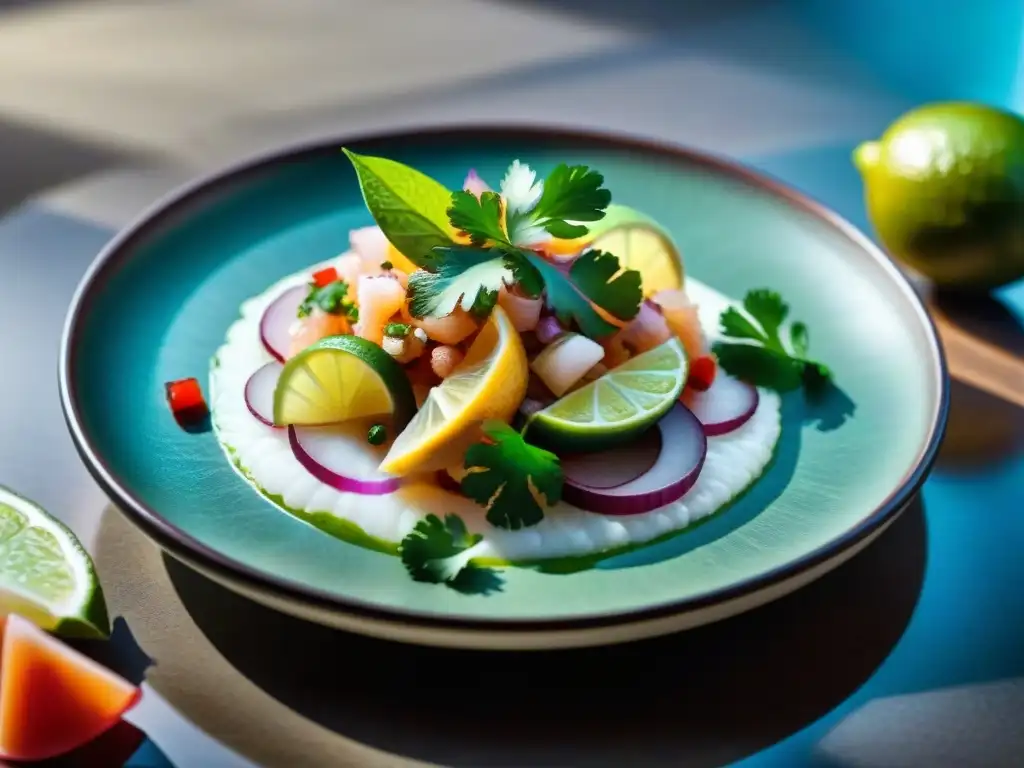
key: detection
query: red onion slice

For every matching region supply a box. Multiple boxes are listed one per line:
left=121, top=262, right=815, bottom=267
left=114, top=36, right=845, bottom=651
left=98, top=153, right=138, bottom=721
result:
left=259, top=286, right=306, bottom=362
left=289, top=424, right=400, bottom=495
left=560, top=429, right=662, bottom=490
left=562, top=403, right=707, bottom=516
left=685, top=373, right=759, bottom=436
left=244, top=361, right=283, bottom=427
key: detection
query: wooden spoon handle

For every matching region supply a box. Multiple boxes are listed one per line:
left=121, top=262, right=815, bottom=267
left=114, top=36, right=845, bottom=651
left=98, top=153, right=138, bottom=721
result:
left=935, top=314, right=1024, bottom=410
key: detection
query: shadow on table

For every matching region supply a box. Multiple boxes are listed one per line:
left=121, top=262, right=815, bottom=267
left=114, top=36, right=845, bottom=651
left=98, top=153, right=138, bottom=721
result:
left=931, top=290, right=1024, bottom=472
left=166, top=497, right=926, bottom=768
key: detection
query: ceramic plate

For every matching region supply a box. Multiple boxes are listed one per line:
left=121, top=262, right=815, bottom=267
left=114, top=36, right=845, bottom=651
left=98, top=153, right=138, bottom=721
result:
left=59, top=127, right=948, bottom=650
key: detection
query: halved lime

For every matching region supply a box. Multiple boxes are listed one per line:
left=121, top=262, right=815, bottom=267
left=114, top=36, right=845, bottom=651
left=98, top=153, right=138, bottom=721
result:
left=273, top=335, right=417, bottom=428
left=524, top=337, right=688, bottom=452
left=0, top=486, right=110, bottom=639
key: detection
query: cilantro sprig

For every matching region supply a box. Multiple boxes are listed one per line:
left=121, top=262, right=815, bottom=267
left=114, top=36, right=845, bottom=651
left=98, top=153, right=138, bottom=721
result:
left=297, top=280, right=358, bottom=321
left=713, top=289, right=832, bottom=392
left=528, top=163, right=612, bottom=239
left=399, top=514, right=493, bottom=585
left=460, top=420, right=563, bottom=531
left=342, top=151, right=643, bottom=338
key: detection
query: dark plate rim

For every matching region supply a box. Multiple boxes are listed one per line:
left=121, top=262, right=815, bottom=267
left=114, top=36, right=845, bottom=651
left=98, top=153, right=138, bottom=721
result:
left=58, top=123, right=950, bottom=634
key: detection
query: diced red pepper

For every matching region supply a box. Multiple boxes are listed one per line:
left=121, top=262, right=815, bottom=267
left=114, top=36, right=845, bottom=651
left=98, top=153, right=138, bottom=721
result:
left=312, top=266, right=339, bottom=288
left=686, top=355, right=717, bottom=392
left=165, top=377, right=209, bottom=425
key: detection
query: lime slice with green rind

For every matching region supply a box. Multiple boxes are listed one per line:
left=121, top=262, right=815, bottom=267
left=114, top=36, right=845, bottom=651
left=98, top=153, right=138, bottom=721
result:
left=525, top=337, right=688, bottom=452
left=273, top=334, right=417, bottom=428
left=0, top=486, right=110, bottom=639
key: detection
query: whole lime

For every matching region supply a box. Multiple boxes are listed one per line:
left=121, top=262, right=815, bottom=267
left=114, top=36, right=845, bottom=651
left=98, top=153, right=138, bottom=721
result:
left=854, top=102, right=1024, bottom=291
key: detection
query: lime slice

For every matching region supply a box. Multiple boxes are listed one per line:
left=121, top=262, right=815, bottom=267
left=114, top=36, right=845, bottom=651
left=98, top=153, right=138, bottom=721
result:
left=0, top=486, right=110, bottom=639
left=273, top=334, right=416, bottom=428
left=525, top=337, right=688, bottom=452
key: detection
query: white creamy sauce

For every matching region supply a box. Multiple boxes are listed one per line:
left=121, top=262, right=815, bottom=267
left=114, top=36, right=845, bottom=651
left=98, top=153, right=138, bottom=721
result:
left=210, top=254, right=782, bottom=562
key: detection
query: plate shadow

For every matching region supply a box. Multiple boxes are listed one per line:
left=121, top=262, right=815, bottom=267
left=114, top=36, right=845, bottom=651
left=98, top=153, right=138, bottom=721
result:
left=166, top=495, right=926, bottom=767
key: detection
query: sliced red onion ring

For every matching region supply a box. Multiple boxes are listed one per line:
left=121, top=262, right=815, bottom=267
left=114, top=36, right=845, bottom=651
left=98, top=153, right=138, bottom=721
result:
left=289, top=425, right=400, bottom=495
left=244, top=361, right=283, bottom=427
left=260, top=286, right=306, bottom=362
left=686, top=373, right=759, bottom=436
left=562, top=403, right=706, bottom=516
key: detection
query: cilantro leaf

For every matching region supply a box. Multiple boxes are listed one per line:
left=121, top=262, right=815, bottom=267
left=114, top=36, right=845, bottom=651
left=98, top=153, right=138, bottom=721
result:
left=531, top=164, right=611, bottom=237
left=447, top=190, right=508, bottom=247
left=342, top=149, right=455, bottom=269
left=719, top=307, right=768, bottom=343
left=523, top=252, right=633, bottom=338
left=461, top=421, right=563, bottom=531
left=742, top=289, right=789, bottom=341
left=713, top=289, right=833, bottom=393
left=297, top=280, right=357, bottom=321
left=567, top=250, right=642, bottom=322
left=789, top=322, right=809, bottom=357
left=407, top=246, right=515, bottom=318
left=504, top=250, right=545, bottom=298
left=399, top=514, right=491, bottom=584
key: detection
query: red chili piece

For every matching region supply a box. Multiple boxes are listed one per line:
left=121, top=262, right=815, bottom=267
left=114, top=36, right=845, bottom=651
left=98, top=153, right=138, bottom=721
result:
left=686, top=355, right=717, bottom=392
left=312, top=266, right=339, bottom=288
left=165, top=377, right=209, bottom=425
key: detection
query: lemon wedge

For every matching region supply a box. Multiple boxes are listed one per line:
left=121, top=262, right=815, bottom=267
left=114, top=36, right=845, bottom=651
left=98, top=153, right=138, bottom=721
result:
left=380, top=306, right=528, bottom=475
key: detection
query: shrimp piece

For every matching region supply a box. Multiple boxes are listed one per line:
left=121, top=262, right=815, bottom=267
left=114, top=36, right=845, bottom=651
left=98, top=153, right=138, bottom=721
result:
left=413, top=308, right=478, bottom=345
left=652, top=288, right=708, bottom=360
left=604, top=299, right=673, bottom=362
left=354, top=274, right=407, bottom=346
left=288, top=310, right=351, bottom=358
left=497, top=287, right=542, bottom=332
left=350, top=225, right=418, bottom=275
left=431, top=345, right=465, bottom=379
left=334, top=253, right=364, bottom=294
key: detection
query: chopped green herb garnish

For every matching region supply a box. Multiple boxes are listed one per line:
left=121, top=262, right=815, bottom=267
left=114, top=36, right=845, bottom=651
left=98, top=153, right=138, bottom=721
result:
left=367, top=423, right=388, bottom=445
left=460, top=420, right=563, bottom=530
left=713, top=289, right=833, bottom=393
left=297, top=280, right=358, bottom=320
left=399, top=514, right=489, bottom=584
left=380, top=260, right=394, bottom=271
left=384, top=322, right=410, bottom=338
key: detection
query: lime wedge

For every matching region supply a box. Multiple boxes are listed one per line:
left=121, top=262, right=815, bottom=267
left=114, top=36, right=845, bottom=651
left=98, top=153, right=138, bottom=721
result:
left=0, top=486, right=110, bottom=639
left=525, top=337, right=688, bottom=452
left=273, top=335, right=416, bottom=428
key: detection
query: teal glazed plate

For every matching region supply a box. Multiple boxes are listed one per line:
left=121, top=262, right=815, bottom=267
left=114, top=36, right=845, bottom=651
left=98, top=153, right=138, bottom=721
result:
left=59, top=127, right=948, bottom=650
